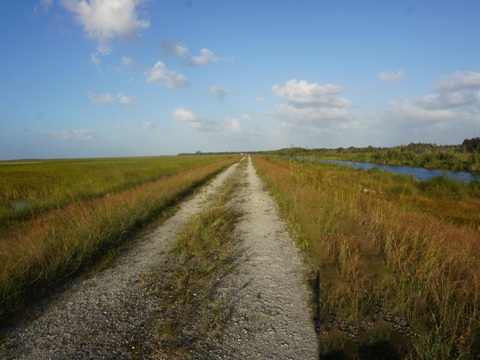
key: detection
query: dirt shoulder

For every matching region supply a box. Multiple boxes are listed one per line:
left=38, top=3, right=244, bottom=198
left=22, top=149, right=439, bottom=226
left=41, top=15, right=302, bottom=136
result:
left=0, top=157, right=317, bottom=359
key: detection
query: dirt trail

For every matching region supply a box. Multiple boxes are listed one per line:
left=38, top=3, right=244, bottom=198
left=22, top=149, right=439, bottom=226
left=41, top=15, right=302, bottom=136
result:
left=191, top=157, right=318, bottom=359
left=0, top=157, right=317, bottom=359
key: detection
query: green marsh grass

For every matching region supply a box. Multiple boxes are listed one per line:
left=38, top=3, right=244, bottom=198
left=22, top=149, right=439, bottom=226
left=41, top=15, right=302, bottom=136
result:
left=0, top=156, right=238, bottom=321
left=0, top=156, right=231, bottom=229
left=252, top=155, right=480, bottom=359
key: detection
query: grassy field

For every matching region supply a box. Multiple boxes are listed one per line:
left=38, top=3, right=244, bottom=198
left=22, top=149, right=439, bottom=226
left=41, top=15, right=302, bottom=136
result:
left=0, top=156, right=234, bottom=229
left=252, top=155, right=480, bottom=359
left=0, top=155, right=238, bottom=321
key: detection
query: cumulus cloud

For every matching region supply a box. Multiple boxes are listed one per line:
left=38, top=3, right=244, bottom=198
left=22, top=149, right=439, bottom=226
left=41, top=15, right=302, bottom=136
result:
left=413, top=91, right=479, bottom=110
left=89, top=91, right=134, bottom=105
left=173, top=108, right=216, bottom=131
left=122, top=56, right=136, bottom=68
left=270, top=104, right=352, bottom=122
left=189, top=48, right=220, bottom=66
left=387, top=99, right=456, bottom=124
left=255, top=97, right=265, bottom=104
left=210, top=85, right=233, bottom=101
left=272, top=80, right=352, bottom=108
left=117, top=92, right=134, bottom=105
left=379, top=69, right=406, bottom=83
left=160, top=41, right=226, bottom=67
left=432, top=71, right=480, bottom=91
left=145, top=61, right=188, bottom=88
left=60, top=0, right=149, bottom=55
left=160, top=41, right=189, bottom=57
left=91, top=52, right=102, bottom=69
left=223, top=114, right=253, bottom=135
left=269, top=79, right=356, bottom=135
left=50, top=129, right=95, bottom=141
left=139, top=121, right=155, bottom=130
left=89, top=91, right=115, bottom=103
left=385, top=71, right=480, bottom=130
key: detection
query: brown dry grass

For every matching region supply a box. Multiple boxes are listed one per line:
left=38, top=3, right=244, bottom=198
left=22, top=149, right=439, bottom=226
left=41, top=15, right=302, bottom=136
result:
left=253, top=155, right=480, bottom=359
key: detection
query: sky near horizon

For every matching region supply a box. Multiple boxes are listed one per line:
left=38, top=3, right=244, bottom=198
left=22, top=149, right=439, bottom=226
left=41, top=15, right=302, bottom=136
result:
left=1, top=0, right=480, bottom=159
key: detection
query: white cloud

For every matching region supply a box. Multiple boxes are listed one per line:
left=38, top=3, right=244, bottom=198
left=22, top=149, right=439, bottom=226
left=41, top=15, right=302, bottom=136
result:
left=272, top=80, right=352, bottom=108
left=60, top=0, right=149, bottom=55
left=387, top=99, right=456, bottom=123
left=379, top=69, right=406, bottom=83
left=50, top=129, right=95, bottom=141
left=145, top=61, right=188, bottom=88
left=189, top=48, right=220, bottom=66
left=433, top=71, right=480, bottom=91
left=225, top=117, right=240, bottom=133
left=122, top=56, right=136, bottom=68
left=210, top=85, right=233, bottom=101
left=270, top=104, right=352, bottom=122
left=413, top=91, right=479, bottom=110
left=139, top=121, right=155, bottom=131
left=255, top=96, right=265, bottom=104
left=160, top=41, right=189, bottom=57
left=89, top=91, right=115, bottom=103
left=269, top=79, right=357, bottom=136
left=385, top=71, right=480, bottom=131
left=223, top=114, right=252, bottom=135
left=160, top=41, right=226, bottom=67
left=173, top=108, right=216, bottom=131
left=91, top=52, right=102, bottom=69
left=89, top=91, right=134, bottom=105
left=117, top=92, right=134, bottom=105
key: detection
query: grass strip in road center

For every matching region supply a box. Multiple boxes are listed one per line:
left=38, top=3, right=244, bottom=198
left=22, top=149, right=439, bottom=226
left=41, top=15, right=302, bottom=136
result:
left=145, top=160, right=246, bottom=357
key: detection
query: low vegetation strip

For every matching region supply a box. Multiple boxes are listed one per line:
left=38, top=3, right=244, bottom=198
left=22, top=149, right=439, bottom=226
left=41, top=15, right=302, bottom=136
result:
left=145, top=160, right=245, bottom=357
left=0, top=156, right=238, bottom=321
left=252, top=155, right=480, bottom=359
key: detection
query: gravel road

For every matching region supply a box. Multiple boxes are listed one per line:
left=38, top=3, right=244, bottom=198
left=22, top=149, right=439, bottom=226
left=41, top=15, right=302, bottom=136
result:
left=0, top=157, right=318, bottom=359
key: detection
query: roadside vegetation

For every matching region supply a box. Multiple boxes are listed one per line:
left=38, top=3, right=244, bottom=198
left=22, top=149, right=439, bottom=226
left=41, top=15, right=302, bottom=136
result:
left=145, top=159, right=246, bottom=357
left=253, top=155, right=480, bottom=359
left=267, top=137, right=480, bottom=173
left=0, top=155, right=238, bottom=322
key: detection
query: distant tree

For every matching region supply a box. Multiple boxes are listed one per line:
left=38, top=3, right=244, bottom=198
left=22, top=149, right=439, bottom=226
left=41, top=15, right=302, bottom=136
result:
left=462, top=137, right=480, bottom=152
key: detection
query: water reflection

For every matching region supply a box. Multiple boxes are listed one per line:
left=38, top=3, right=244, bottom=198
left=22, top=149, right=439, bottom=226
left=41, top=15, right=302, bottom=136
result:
left=300, top=158, right=480, bottom=183
left=12, top=199, right=29, bottom=212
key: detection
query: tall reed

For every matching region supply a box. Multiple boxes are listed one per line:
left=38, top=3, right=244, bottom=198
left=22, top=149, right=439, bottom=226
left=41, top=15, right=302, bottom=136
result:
left=253, top=155, right=480, bottom=358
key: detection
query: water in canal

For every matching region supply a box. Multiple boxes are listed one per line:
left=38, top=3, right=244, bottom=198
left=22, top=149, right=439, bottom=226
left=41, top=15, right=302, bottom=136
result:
left=301, top=158, right=480, bottom=183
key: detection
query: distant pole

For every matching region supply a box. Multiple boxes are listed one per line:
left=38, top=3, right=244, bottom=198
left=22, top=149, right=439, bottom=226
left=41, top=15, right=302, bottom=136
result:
left=376, top=114, right=379, bottom=148
left=414, top=115, right=417, bottom=143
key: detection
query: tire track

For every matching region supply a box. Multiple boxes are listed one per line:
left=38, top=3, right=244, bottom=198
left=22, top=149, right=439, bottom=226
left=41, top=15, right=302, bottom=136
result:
left=191, top=157, right=318, bottom=359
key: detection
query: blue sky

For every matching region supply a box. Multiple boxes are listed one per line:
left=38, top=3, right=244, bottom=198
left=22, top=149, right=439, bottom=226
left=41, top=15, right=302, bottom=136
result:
left=1, top=0, right=480, bottom=159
